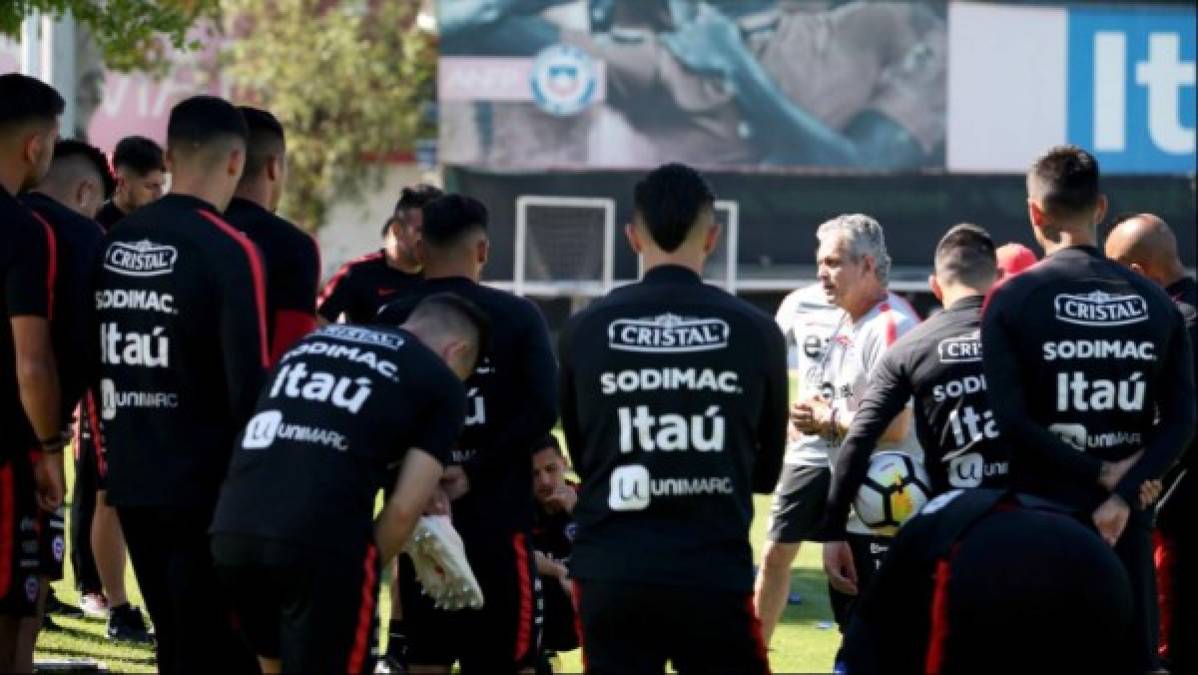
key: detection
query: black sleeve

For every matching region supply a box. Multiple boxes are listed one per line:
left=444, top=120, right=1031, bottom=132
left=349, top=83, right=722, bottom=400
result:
left=753, top=317, right=788, bottom=494
left=558, top=319, right=585, bottom=479
left=374, top=297, right=412, bottom=326
left=316, top=264, right=354, bottom=322
left=462, top=301, right=558, bottom=489
left=1114, top=308, right=1197, bottom=505
left=218, top=237, right=270, bottom=424
left=277, top=233, right=321, bottom=314
left=823, top=350, right=914, bottom=539
left=5, top=214, right=52, bottom=318
left=413, top=369, right=467, bottom=468
left=981, top=292, right=1103, bottom=486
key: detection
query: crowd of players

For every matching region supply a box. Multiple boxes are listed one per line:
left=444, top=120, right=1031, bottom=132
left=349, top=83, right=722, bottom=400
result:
left=0, top=69, right=1194, bottom=675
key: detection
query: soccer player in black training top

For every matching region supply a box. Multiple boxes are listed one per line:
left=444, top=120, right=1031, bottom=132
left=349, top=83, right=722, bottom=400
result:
left=211, top=293, right=486, bottom=674
left=840, top=488, right=1140, bottom=675
left=0, top=73, right=67, bottom=675
left=95, top=135, right=165, bottom=230
left=224, top=106, right=321, bottom=363
left=529, top=435, right=581, bottom=669
left=318, top=183, right=442, bottom=324
left=90, top=95, right=267, bottom=674
left=19, top=140, right=143, bottom=653
left=981, top=146, right=1196, bottom=672
left=823, top=224, right=1011, bottom=538
left=376, top=194, right=557, bottom=674
left=558, top=163, right=787, bottom=675
left=1106, top=213, right=1198, bottom=673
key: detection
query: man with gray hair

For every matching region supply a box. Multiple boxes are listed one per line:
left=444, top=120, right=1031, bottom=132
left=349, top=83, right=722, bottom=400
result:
left=788, top=214, right=922, bottom=634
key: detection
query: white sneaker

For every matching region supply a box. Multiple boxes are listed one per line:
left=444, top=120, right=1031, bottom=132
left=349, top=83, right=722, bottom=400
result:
left=405, top=515, right=484, bottom=610
left=79, top=593, right=109, bottom=620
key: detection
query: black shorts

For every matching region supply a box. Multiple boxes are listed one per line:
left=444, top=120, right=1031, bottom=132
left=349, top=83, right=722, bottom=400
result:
left=574, top=579, right=769, bottom=675
left=213, top=534, right=381, bottom=674
left=402, top=529, right=542, bottom=673
left=541, top=572, right=580, bottom=653
left=766, top=464, right=831, bottom=543
left=0, top=453, right=41, bottom=617
left=75, top=392, right=106, bottom=491
left=829, top=532, right=892, bottom=630
left=36, top=504, right=65, bottom=581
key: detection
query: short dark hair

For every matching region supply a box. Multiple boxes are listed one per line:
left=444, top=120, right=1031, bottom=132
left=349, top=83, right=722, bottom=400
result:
left=934, top=223, right=997, bottom=288
left=0, top=74, right=64, bottom=131
left=535, top=434, right=564, bottom=457
left=422, top=194, right=488, bottom=247
left=408, top=292, right=492, bottom=371
left=382, top=184, right=444, bottom=234
left=167, top=96, right=249, bottom=157
left=238, top=106, right=285, bottom=180
left=54, top=139, right=115, bottom=199
left=633, top=163, right=715, bottom=252
left=1028, top=145, right=1101, bottom=218
left=112, top=136, right=165, bottom=175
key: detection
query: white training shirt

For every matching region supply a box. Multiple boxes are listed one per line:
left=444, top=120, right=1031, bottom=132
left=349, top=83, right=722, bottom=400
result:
left=775, top=283, right=844, bottom=467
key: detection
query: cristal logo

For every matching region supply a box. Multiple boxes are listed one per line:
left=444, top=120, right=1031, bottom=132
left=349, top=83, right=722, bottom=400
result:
left=318, top=325, right=405, bottom=351
left=937, top=331, right=982, bottom=363
left=103, top=240, right=178, bottom=277
left=608, top=314, right=730, bottom=353
left=1053, top=291, right=1148, bottom=326
left=243, top=410, right=283, bottom=449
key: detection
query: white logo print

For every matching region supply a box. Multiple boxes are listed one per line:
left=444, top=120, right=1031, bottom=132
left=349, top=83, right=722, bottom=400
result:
left=1054, top=291, right=1148, bottom=326
left=103, top=240, right=178, bottom=277
left=100, top=378, right=178, bottom=420
left=318, top=325, right=405, bottom=351
left=268, top=363, right=374, bottom=414
left=243, top=410, right=283, bottom=449
left=100, top=323, right=170, bottom=368
left=609, top=465, right=651, bottom=511
left=617, top=405, right=725, bottom=453
left=937, top=331, right=982, bottom=363
left=608, top=314, right=730, bottom=353
left=1049, top=423, right=1088, bottom=452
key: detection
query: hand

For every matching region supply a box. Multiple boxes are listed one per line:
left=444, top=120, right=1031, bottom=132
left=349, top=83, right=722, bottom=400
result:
left=792, top=398, right=833, bottom=436
left=441, top=465, right=470, bottom=501
left=787, top=418, right=804, bottom=443
left=33, top=452, right=64, bottom=512
left=545, top=485, right=578, bottom=514
left=823, top=541, right=858, bottom=596
left=424, top=487, right=452, bottom=516
left=660, top=4, right=745, bottom=79
left=1092, top=494, right=1131, bottom=546
left=1098, top=451, right=1142, bottom=491
left=1138, top=479, right=1163, bottom=510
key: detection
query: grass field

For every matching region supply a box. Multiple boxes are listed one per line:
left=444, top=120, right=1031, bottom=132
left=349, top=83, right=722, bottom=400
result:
left=37, top=453, right=841, bottom=673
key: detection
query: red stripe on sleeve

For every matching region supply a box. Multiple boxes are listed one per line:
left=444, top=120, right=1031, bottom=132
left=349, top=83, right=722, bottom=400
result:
left=85, top=390, right=107, bottom=477
left=28, top=211, right=58, bottom=320
left=317, top=251, right=382, bottom=308
left=513, top=532, right=534, bottom=661
left=924, top=551, right=957, bottom=674
left=270, top=309, right=317, bottom=365
left=196, top=209, right=270, bottom=368
left=0, top=465, right=12, bottom=595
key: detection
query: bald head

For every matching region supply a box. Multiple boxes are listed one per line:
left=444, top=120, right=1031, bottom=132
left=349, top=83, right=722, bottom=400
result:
left=1105, top=214, right=1186, bottom=288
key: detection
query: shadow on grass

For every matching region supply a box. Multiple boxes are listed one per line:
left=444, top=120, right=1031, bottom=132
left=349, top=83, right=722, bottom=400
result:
left=38, top=645, right=156, bottom=666
left=777, top=567, right=836, bottom=627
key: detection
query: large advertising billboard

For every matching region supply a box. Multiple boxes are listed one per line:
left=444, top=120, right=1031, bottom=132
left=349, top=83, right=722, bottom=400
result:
left=438, top=1, right=948, bottom=171
left=948, top=2, right=1195, bottom=174
left=440, top=0, right=1194, bottom=175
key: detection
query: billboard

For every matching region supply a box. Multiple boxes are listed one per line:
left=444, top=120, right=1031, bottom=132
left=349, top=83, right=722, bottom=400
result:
left=438, top=1, right=948, bottom=171
left=948, top=2, right=1195, bottom=173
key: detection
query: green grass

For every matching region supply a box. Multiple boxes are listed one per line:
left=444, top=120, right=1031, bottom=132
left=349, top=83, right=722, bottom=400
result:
left=39, top=452, right=840, bottom=673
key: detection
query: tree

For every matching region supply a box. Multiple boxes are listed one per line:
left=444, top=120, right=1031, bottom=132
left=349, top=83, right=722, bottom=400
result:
left=222, top=0, right=436, bottom=231
left=0, top=0, right=219, bottom=72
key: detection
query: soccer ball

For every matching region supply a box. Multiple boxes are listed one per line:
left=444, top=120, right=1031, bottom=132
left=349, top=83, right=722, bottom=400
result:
left=853, top=452, right=932, bottom=536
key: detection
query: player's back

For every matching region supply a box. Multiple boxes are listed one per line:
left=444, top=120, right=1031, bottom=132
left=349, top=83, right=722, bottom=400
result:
left=377, top=276, right=556, bottom=530
left=93, top=193, right=269, bottom=507
left=211, top=324, right=464, bottom=559
left=559, top=265, right=786, bottom=592
left=982, top=245, right=1183, bottom=508
left=888, top=296, right=1009, bottom=493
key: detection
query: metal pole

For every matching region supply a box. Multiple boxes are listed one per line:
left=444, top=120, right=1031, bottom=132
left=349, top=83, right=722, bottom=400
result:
left=44, top=13, right=77, bottom=137
left=20, top=10, right=41, bottom=77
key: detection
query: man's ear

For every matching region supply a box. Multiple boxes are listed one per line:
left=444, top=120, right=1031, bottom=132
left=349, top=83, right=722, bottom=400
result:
left=477, top=237, right=490, bottom=266
left=929, top=274, right=943, bottom=302
left=227, top=147, right=245, bottom=180
left=1092, top=194, right=1109, bottom=227
left=266, top=155, right=280, bottom=182
left=702, top=222, right=721, bottom=256
left=1028, top=198, right=1047, bottom=228
left=1130, top=262, right=1147, bottom=278
left=624, top=222, right=642, bottom=255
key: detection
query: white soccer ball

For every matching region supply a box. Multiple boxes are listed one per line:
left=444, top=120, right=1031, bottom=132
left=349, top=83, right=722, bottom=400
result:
left=853, top=451, right=933, bottom=536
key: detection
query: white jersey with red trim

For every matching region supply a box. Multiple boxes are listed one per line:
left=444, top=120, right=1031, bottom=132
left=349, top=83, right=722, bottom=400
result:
left=776, top=283, right=844, bottom=467
left=818, top=292, right=922, bottom=534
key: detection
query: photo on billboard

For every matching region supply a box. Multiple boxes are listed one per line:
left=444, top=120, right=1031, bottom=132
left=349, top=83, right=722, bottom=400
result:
left=438, top=1, right=947, bottom=171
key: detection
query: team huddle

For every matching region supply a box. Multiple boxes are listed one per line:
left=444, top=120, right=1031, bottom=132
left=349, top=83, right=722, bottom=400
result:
left=0, top=69, right=1195, bottom=675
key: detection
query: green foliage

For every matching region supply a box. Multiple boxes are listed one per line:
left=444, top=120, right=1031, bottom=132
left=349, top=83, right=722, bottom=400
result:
left=222, top=0, right=437, bottom=231
left=0, top=0, right=220, bottom=73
